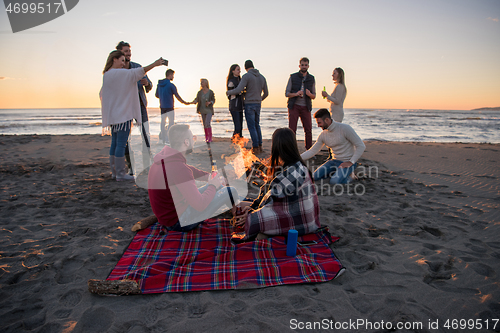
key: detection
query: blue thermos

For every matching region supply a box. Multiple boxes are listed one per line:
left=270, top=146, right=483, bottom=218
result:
left=286, top=229, right=298, bottom=256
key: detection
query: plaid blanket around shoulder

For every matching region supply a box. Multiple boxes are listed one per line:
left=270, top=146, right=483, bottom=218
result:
left=244, top=161, right=320, bottom=241
left=107, top=220, right=344, bottom=293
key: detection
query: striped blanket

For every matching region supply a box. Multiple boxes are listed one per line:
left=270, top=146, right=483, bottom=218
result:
left=107, top=219, right=344, bottom=293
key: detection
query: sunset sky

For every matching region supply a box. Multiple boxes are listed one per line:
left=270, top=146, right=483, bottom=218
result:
left=0, top=0, right=499, bottom=110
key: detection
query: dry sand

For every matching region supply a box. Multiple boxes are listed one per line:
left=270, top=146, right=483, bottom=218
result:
left=1, top=134, right=499, bottom=332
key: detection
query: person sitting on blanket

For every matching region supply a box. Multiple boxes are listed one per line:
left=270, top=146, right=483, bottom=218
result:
left=148, top=124, right=238, bottom=232
left=233, top=127, right=320, bottom=240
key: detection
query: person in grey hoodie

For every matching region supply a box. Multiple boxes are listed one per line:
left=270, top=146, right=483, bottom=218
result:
left=226, top=60, right=268, bottom=154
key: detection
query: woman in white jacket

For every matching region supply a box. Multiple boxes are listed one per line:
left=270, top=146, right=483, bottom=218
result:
left=100, top=50, right=164, bottom=181
left=321, top=67, right=347, bottom=123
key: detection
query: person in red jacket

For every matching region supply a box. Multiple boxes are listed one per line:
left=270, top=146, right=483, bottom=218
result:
left=148, top=124, right=238, bottom=231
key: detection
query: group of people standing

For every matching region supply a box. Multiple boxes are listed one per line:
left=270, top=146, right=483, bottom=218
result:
left=100, top=43, right=365, bottom=242
left=100, top=41, right=219, bottom=182
left=100, top=42, right=348, bottom=169
left=224, top=57, right=349, bottom=156
left=222, top=56, right=362, bottom=187
left=286, top=57, right=347, bottom=149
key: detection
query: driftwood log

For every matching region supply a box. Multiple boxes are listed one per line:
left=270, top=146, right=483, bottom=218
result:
left=131, top=215, right=158, bottom=232
left=88, top=279, right=141, bottom=296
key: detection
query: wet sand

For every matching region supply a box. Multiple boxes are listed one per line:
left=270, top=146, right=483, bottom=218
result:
left=0, top=134, right=499, bottom=332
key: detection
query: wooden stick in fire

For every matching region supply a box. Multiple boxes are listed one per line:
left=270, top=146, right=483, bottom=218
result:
left=207, top=142, right=236, bottom=210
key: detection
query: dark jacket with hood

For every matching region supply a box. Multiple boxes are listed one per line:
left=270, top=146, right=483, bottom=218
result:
left=155, top=79, right=180, bottom=109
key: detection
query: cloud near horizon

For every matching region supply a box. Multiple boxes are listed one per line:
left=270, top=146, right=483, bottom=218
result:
left=487, top=17, right=499, bottom=22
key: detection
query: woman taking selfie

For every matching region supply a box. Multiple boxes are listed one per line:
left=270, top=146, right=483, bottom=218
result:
left=100, top=50, right=164, bottom=181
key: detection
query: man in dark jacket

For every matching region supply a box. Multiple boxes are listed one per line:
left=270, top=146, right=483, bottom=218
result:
left=227, top=60, right=268, bottom=154
left=115, top=41, right=154, bottom=173
left=286, top=57, right=316, bottom=149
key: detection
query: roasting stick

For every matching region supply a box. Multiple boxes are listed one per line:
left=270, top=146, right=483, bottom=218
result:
left=207, top=142, right=236, bottom=211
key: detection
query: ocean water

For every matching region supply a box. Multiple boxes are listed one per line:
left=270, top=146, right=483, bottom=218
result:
left=0, top=107, right=499, bottom=144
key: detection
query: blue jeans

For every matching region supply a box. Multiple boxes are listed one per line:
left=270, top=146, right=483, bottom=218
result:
left=230, top=109, right=243, bottom=137
left=244, top=103, right=262, bottom=148
left=109, top=125, right=131, bottom=158
left=168, top=185, right=239, bottom=232
left=160, top=109, right=175, bottom=143
left=313, top=160, right=357, bottom=185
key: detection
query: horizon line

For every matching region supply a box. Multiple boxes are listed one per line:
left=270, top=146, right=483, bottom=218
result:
left=1, top=107, right=497, bottom=112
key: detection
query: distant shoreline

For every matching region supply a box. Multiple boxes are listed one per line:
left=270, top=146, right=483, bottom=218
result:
left=471, top=106, right=500, bottom=111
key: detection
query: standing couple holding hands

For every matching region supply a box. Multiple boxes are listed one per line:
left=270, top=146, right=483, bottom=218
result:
left=155, top=70, right=216, bottom=144
left=156, top=59, right=270, bottom=150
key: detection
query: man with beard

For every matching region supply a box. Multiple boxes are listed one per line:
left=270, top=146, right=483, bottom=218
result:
left=286, top=57, right=316, bottom=150
left=116, top=41, right=153, bottom=171
left=147, top=124, right=238, bottom=231
left=301, top=108, right=365, bottom=184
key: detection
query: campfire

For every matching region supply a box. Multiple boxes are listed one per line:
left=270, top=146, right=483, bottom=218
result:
left=224, top=135, right=268, bottom=184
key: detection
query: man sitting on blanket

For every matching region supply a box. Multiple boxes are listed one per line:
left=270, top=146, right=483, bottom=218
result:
left=148, top=124, right=238, bottom=232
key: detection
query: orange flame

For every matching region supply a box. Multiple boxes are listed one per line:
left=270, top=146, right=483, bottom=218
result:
left=225, top=135, right=266, bottom=179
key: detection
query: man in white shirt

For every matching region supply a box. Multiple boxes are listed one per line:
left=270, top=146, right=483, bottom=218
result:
left=301, top=108, right=365, bottom=184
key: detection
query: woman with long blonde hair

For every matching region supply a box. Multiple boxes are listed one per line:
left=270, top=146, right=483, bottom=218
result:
left=190, top=78, right=215, bottom=142
left=322, top=67, right=347, bottom=123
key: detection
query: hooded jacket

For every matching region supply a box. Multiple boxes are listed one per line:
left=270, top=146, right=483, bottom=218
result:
left=155, top=79, right=179, bottom=109
left=226, top=68, right=268, bottom=104
left=148, top=146, right=216, bottom=227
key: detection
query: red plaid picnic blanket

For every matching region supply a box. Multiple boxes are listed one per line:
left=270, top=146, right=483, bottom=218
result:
left=107, top=219, right=344, bottom=293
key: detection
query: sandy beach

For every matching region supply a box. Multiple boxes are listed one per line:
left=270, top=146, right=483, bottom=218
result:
left=1, top=134, right=499, bottom=332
